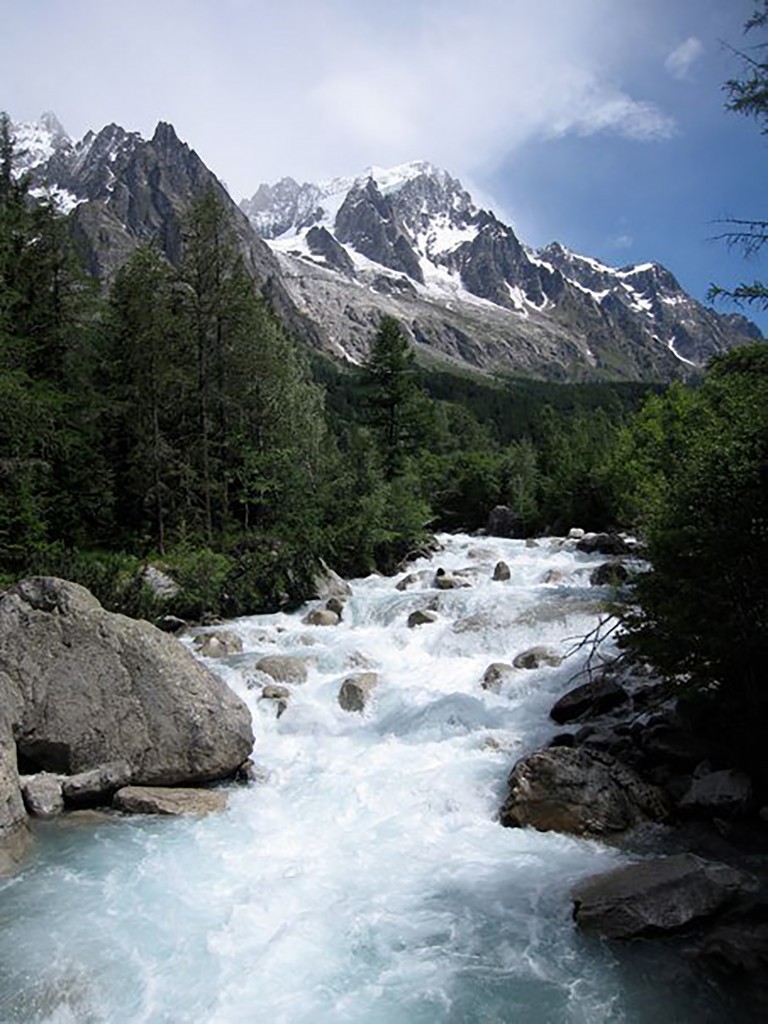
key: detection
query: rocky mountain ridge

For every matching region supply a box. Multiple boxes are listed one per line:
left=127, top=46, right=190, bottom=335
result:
left=9, top=113, right=761, bottom=381
left=243, top=161, right=761, bottom=378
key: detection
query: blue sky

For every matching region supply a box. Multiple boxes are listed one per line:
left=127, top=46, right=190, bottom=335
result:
left=2, top=0, right=766, bottom=329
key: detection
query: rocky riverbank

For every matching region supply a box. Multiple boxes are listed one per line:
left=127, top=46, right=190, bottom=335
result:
left=0, top=576, right=254, bottom=872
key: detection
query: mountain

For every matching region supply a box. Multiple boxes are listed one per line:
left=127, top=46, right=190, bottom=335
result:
left=9, top=113, right=324, bottom=349
left=10, top=115, right=760, bottom=381
left=242, top=161, right=761, bottom=380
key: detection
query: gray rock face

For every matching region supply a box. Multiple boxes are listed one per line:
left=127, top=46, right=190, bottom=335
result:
left=338, top=673, right=379, bottom=712
left=21, top=773, right=64, bottom=818
left=499, top=746, right=671, bottom=836
left=335, top=179, right=424, bottom=284
left=678, top=769, right=753, bottom=818
left=512, top=646, right=562, bottom=670
left=408, top=609, right=439, bottom=627
left=255, top=655, right=308, bottom=684
left=572, top=854, right=757, bottom=939
left=0, top=577, right=253, bottom=786
left=193, top=631, right=243, bottom=657
left=306, top=226, right=356, bottom=276
left=114, top=785, right=228, bottom=816
left=62, top=761, right=132, bottom=808
left=1, top=717, right=31, bottom=872
left=550, top=676, right=629, bottom=724
left=481, top=663, right=514, bottom=693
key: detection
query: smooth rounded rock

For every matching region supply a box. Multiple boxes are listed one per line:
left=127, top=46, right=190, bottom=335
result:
left=114, top=785, right=228, bottom=816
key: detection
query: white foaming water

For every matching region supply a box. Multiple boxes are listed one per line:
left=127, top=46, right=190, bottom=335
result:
left=0, top=535, right=727, bottom=1022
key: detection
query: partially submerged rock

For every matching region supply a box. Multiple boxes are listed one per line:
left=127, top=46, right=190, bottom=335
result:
left=338, top=672, right=379, bottom=712
left=550, top=676, right=629, bottom=725
left=302, top=608, right=340, bottom=626
left=408, top=609, right=439, bottom=627
left=481, top=663, right=514, bottom=693
left=576, top=533, right=630, bottom=556
left=512, top=646, right=562, bottom=670
left=113, top=785, right=228, bottom=816
left=62, top=761, right=132, bottom=808
left=499, top=746, right=671, bottom=836
left=492, top=561, right=511, bottom=581
left=193, top=630, right=243, bottom=657
left=21, top=772, right=64, bottom=819
left=255, top=655, right=308, bottom=684
left=572, top=854, right=757, bottom=939
left=589, top=562, right=630, bottom=587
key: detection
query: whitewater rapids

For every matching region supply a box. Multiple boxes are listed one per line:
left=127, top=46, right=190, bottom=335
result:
left=0, top=534, right=726, bottom=1022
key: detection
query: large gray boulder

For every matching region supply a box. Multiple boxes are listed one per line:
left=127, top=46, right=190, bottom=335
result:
left=1, top=716, right=32, bottom=874
left=572, top=854, right=757, bottom=938
left=0, top=577, right=253, bottom=787
left=499, top=746, right=671, bottom=836
left=549, top=676, right=629, bottom=724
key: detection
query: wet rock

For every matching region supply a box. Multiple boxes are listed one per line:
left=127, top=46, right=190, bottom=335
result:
left=396, top=573, right=420, bottom=591
left=500, top=746, right=671, bottom=837
left=572, top=854, right=757, bottom=939
left=62, top=761, right=133, bottom=808
left=481, top=663, right=514, bottom=693
left=302, top=608, right=340, bottom=626
left=325, top=597, right=345, bottom=618
left=0, top=716, right=32, bottom=874
left=589, top=562, right=630, bottom=587
left=262, top=684, right=290, bottom=701
left=21, top=772, right=64, bottom=818
left=255, top=655, right=308, bottom=684
left=433, top=568, right=471, bottom=590
left=113, top=785, right=228, bottom=816
left=492, top=561, right=511, bottom=581
left=512, top=646, right=562, bottom=670
left=338, top=672, right=379, bottom=712
left=568, top=528, right=585, bottom=540
left=550, top=676, right=629, bottom=725
left=576, top=533, right=630, bottom=556
left=0, top=577, right=253, bottom=786
left=193, top=630, right=243, bottom=657
left=542, top=570, right=567, bottom=584
left=486, top=505, right=524, bottom=539
left=678, top=769, right=754, bottom=818
left=155, top=614, right=187, bottom=634
left=311, top=560, right=352, bottom=601
left=525, top=538, right=540, bottom=548
left=408, top=609, right=439, bottom=627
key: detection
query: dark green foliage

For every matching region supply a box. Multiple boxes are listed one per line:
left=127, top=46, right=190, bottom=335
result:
left=619, top=344, right=768, bottom=774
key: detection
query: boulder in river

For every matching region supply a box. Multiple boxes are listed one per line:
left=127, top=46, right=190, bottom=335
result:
left=576, top=533, right=629, bottom=556
left=114, top=785, right=228, bottom=816
left=193, top=630, right=243, bottom=657
left=512, top=646, right=562, bottom=670
left=481, top=663, right=514, bottom=693
left=255, top=655, right=309, bottom=683
left=408, top=609, right=439, bottom=627
left=302, top=608, right=340, bottom=626
left=0, top=577, right=253, bottom=787
left=492, top=561, right=511, bottom=581
left=499, top=746, right=671, bottom=836
left=550, top=675, right=629, bottom=724
left=572, top=853, right=757, bottom=938
left=62, top=760, right=133, bottom=808
left=21, top=772, right=64, bottom=819
left=338, top=672, right=379, bottom=712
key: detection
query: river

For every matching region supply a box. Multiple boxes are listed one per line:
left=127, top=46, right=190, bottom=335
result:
left=0, top=533, right=729, bottom=1022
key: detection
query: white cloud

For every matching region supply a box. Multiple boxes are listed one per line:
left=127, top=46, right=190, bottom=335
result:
left=665, top=37, right=705, bottom=80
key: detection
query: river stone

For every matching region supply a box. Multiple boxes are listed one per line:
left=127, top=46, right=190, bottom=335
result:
left=193, top=631, right=243, bottom=657
left=325, top=597, right=345, bottom=618
left=113, top=785, right=228, bottom=816
left=311, top=560, right=352, bottom=601
left=339, top=672, right=379, bottom=712
left=302, top=609, right=340, bottom=626
left=396, top=573, right=420, bottom=591
left=678, top=769, right=754, bottom=818
left=492, top=561, right=511, bottom=581
left=499, top=746, right=671, bottom=836
left=576, top=533, right=629, bottom=556
left=433, top=569, right=471, bottom=590
left=21, top=772, right=64, bottom=818
left=0, top=577, right=253, bottom=785
left=550, top=676, right=629, bottom=724
left=62, top=760, right=133, bottom=808
left=512, top=646, right=562, bottom=670
left=255, top=655, right=308, bottom=684
left=155, top=614, right=187, bottom=634
left=589, top=562, right=630, bottom=587
left=481, top=663, right=514, bottom=693
left=408, top=609, right=439, bottom=627
left=572, top=854, right=757, bottom=938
